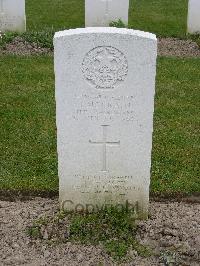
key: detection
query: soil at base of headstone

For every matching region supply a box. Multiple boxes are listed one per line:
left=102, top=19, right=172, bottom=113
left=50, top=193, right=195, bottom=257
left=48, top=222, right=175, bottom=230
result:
left=158, top=37, right=200, bottom=57
left=0, top=198, right=199, bottom=266
left=0, top=37, right=52, bottom=56
left=0, top=36, right=200, bottom=57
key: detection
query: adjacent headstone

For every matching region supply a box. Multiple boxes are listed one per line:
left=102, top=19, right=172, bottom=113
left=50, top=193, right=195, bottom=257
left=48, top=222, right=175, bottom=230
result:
left=85, top=0, right=129, bottom=27
left=54, top=27, right=157, bottom=217
left=187, top=0, right=200, bottom=34
left=0, top=0, right=26, bottom=32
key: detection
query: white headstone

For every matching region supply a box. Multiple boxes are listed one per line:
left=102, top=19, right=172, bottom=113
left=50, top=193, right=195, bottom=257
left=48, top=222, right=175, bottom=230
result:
left=85, top=0, right=129, bottom=27
left=187, top=0, right=200, bottom=34
left=0, top=0, right=26, bottom=32
left=54, top=27, right=157, bottom=217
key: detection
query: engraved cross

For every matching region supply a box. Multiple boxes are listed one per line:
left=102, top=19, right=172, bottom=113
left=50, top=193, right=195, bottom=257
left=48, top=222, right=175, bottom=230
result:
left=101, top=0, right=112, bottom=22
left=89, top=125, right=120, bottom=172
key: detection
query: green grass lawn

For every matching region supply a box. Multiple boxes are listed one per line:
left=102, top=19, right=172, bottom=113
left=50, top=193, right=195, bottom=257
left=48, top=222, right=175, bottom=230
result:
left=129, top=0, right=188, bottom=37
left=25, top=0, right=188, bottom=38
left=152, top=57, right=200, bottom=195
left=26, top=0, right=84, bottom=32
left=0, top=55, right=199, bottom=197
left=0, top=56, right=57, bottom=194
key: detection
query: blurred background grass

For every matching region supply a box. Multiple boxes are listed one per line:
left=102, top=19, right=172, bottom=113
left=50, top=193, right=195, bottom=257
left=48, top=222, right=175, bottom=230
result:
left=26, top=0, right=188, bottom=37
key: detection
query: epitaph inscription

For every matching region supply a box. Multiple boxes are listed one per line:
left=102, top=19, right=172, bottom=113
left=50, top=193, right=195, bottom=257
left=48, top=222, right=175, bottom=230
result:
left=82, top=46, right=128, bottom=89
left=74, top=174, right=139, bottom=195
left=0, top=16, right=21, bottom=27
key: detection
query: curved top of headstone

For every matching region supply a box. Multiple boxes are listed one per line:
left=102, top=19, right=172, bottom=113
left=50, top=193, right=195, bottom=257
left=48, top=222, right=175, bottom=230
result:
left=54, top=27, right=156, bottom=41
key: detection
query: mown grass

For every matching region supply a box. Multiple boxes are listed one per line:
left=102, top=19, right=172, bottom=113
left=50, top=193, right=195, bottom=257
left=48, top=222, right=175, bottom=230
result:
left=0, top=55, right=199, bottom=195
left=26, top=0, right=84, bottom=31
left=129, top=0, right=188, bottom=38
left=152, top=57, right=200, bottom=195
left=25, top=0, right=188, bottom=38
left=0, top=55, right=57, bottom=193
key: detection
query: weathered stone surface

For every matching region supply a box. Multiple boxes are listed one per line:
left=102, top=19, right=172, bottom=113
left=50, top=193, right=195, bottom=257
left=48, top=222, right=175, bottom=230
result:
left=85, top=0, right=129, bottom=27
left=187, top=0, right=200, bottom=34
left=0, top=0, right=26, bottom=32
left=54, top=27, right=157, bottom=216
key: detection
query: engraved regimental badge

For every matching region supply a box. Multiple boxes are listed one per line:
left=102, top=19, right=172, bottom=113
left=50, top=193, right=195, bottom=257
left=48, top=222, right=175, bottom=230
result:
left=82, top=46, right=128, bottom=89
